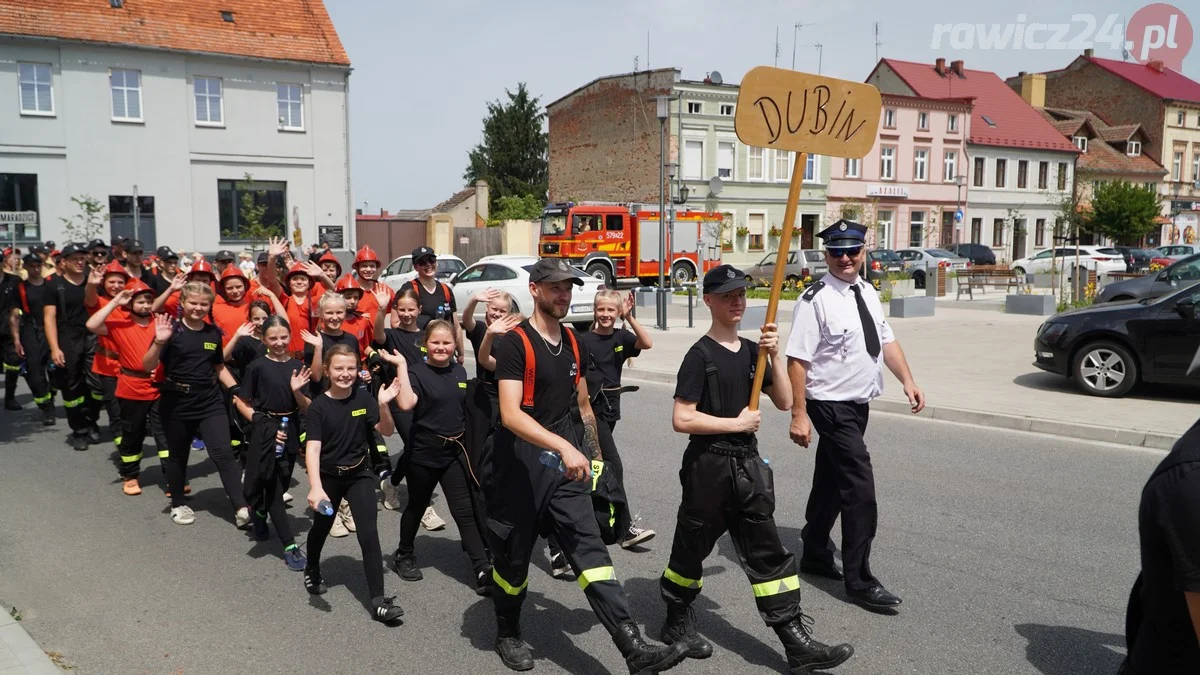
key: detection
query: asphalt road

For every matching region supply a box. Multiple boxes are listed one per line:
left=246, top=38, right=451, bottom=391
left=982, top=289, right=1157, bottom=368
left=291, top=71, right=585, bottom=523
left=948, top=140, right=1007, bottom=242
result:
left=0, top=380, right=1162, bottom=675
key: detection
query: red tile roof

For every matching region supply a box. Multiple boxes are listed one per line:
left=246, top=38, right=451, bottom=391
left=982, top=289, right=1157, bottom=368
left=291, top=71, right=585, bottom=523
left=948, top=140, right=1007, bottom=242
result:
left=872, top=58, right=1079, bottom=153
left=1037, top=109, right=1165, bottom=177
left=0, top=0, right=349, bottom=67
left=1081, top=56, right=1200, bottom=104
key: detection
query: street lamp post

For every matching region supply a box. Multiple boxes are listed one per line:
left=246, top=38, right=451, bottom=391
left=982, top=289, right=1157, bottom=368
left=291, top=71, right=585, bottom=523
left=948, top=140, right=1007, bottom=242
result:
left=654, top=95, right=676, bottom=331
left=953, top=175, right=966, bottom=245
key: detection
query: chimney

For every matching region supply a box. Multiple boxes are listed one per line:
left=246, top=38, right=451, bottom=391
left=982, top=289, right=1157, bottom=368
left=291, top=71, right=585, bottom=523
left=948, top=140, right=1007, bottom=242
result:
left=950, top=59, right=964, bottom=76
left=1083, top=48, right=1094, bottom=57
left=1018, top=71, right=1027, bottom=77
left=474, top=180, right=489, bottom=226
left=1018, top=72, right=1047, bottom=108
left=1148, top=59, right=1164, bottom=72
left=355, top=208, right=362, bottom=216
left=380, top=209, right=389, bottom=217
left=935, top=57, right=946, bottom=75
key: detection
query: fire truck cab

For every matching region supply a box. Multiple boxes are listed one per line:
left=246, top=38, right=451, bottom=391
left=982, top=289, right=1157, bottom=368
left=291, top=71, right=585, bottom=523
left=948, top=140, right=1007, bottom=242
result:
left=539, top=201, right=723, bottom=287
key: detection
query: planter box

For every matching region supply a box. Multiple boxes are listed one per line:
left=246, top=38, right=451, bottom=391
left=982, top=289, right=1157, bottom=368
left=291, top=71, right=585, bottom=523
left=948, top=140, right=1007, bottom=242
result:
left=887, top=279, right=916, bottom=298
left=889, top=296, right=936, bottom=318
left=1005, top=294, right=1056, bottom=316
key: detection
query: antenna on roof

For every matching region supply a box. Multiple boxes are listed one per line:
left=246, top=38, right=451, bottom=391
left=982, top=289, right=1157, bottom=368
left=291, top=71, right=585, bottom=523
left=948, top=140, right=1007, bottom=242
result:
left=775, top=26, right=781, bottom=67
left=874, top=22, right=884, bottom=63
left=1121, top=19, right=1131, bottom=61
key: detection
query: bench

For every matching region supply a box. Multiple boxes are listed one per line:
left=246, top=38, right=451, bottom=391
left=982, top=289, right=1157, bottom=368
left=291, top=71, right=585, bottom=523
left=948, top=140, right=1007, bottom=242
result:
left=956, top=266, right=1021, bottom=300
left=1105, top=272, right=1145, bottom=283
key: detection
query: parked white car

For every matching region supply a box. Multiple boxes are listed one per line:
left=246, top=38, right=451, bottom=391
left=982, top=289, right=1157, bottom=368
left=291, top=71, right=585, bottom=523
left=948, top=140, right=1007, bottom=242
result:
left=1010, top=246, right=1125, bottom=278
left=381, top=253, right=466, bottom=291
left=1156, top=244, right=1200, bottom=261
left=450, top=255, right=605, bottom=330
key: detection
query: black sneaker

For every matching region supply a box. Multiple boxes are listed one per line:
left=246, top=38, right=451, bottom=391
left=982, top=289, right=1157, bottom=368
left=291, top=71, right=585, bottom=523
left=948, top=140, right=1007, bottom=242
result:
left=476, top=568, right=494, bottom=596
left=4, top=399, right=21, bottom=411
left=86, top=426, right=102, bottom=445
left=371, top=595, right=404, bottom=623
left=69, top=433, right=89, bottom=451
left=303, top=567, right=327, bottom=595
left=393, top=552, right=422, bottom=581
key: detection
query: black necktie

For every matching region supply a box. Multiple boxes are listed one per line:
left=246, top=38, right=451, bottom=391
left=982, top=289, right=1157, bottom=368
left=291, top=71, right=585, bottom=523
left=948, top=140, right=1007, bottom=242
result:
left=850, top=284, right=881, bottom=358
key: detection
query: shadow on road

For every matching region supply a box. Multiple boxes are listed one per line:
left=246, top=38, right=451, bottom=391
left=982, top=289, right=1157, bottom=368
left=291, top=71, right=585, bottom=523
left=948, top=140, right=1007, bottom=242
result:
left=1013, top=623, right=1126, bottom=675
left=458, top=588, right=610, bottom=673
left=714, top=525, right=855, bottom=612
left=1012, top=371, right=1200, bottom=403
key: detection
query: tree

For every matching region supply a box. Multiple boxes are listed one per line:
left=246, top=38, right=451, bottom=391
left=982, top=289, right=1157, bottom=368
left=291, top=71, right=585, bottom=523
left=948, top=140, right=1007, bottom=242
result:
left=487, top=194, right=545, bottom=226
left=59, top=195, right=108, bottom=242
left=1083, top=180, right=1162, bottom=244
left=223, top=172, right=284, bottom=246
left=464, top=83, right=548, bottom=213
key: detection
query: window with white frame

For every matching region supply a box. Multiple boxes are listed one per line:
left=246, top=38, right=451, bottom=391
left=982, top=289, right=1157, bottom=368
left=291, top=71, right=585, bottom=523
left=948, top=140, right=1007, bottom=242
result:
left=943, top=151, right=957, bottom=182
left=716, top=141, right=734, bottom=179
left=748, top=146, right=765, bottom=180
left=110, top=69, right=142, bottom=121
left=683, top=139, right=703, bottom=180
left=1173, top=151, right=1183, bottom=180
left=774, top=150, right=791, bottom=182
left=917, top=111, right=929, bottom=130
left=880, top=147, right=895, bottom=179
left=1177, top=110, right=1186, bottom=126
left=995, top=158, right=1007, bottom=188
left=844, top=158, right=860, bottom=178
left=719, top=103, right=734, bottom=116
left=913, top=149, right=928, bottom=181
left=1192, top=153, right=1200, bottom=182
left=909, top=211, right=925, bottom=247
left=687, top=101, right=702, bottom=114
left=947, top=113, right=959, bottom=132
left=277, top=84, right=303, bottom=130
left=18, top=63, right=53, bottom=115
left=1073, top=136, right=1087, bottom=152
left=804, top=154, right=818, bottom=182
left=883, top=108, right=895, bottom=127
left=747, top=212, right=766, bottom=250
left=974, top=156, right=985, bottom=187
left=1127, top=140, right=1141, bottom=156
left=194, top=76, right=223, bottom=125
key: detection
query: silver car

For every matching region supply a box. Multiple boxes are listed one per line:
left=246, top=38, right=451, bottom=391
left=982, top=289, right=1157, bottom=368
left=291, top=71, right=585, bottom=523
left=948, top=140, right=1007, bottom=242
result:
left=743, top=250, right=828, bottom=286
left=1156, top=244, right=1200, bottom=261
left=895, top=247, right=971, bottom=289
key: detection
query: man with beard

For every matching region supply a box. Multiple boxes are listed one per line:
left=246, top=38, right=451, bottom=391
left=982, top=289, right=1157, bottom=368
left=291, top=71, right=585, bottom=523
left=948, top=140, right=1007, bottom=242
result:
left=44, top=243, right=102, bottom=451
left=121, top=240, right=157, bottom=293
left=483, top=257, right=687, bottom=673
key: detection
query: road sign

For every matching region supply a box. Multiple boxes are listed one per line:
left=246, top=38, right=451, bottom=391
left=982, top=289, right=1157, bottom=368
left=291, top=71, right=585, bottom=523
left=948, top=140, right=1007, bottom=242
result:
left=955, top=209, right=964, bottom=223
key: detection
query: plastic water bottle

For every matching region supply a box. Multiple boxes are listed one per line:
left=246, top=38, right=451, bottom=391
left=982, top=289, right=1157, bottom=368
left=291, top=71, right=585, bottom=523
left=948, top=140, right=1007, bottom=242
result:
left=18, top=359, right=26, bottom=376
left=275, top=416, right=289, bottom=459
left=317, top=500, right=334, bottom=517
left=539, top=450, right=565, bottom=473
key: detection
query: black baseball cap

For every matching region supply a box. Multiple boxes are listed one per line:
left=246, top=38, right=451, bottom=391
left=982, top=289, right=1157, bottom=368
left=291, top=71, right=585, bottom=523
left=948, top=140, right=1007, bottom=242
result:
left=257, top=251, right=269, bottom=264
left=61, top=242, right=89, bottom=258
left=526, top=258, right=585, bottom=286
left=156, top=246, right=179, bottom=260
left=21, top=253, right=40, bottom=268
left=126, top=239, right=145, bottom=254
left=111, top=236, right=130, bottom=248
left=43, top=240, right=56, bottom=250
left=703, top=264, right=751, bottom=295
left=215, top=249, right=235, bottom=262
left=87, top=238, right=108, bottom=251
left=411, top=246, right=436, bottom=262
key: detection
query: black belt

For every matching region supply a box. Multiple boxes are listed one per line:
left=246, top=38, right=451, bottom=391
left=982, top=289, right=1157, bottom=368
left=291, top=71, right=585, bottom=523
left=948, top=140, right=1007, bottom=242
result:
left=119, top=366, right=153, bottom=380
left=701, top=439, right=759, bottom=458
left=323, top=455, right=366, bottom=476
left=261, top=409, right=297, bottom=419
left=157, top=379, right=215, bottom=394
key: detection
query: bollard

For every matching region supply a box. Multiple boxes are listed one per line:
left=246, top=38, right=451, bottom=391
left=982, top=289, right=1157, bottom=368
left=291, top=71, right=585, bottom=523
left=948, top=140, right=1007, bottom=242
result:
left=687, top=283, right=694, bottom=328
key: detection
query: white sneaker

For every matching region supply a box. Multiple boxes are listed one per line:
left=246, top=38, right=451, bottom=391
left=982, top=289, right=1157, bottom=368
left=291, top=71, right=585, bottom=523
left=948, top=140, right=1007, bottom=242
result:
left=282, top=491, right=294, bottom=505
left=171, top=506, right=196, bottom=525
left=380, top=479, right=401, bottom=511
left=235, top=507, right=251, bottom=529
left=329, top=512, right=350, bottom=538
left=338, top=501, right=357, bottom=533
left=421, top=505, right=446, bottom=531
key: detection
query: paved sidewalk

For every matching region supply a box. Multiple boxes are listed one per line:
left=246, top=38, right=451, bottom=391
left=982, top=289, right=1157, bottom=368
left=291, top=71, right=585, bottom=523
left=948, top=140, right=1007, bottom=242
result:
left=0, top=606, right=58, bottom=674
left=620, top=295, right=1194, bottom=449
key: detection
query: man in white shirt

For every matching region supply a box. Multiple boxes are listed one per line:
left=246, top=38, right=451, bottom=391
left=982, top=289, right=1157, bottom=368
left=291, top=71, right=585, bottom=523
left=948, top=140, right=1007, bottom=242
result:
left=785, top=219, right=925, bottom=613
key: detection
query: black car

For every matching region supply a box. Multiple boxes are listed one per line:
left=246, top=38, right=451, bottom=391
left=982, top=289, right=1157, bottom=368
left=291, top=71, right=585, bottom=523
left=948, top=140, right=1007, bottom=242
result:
left=1112, top=246, right=1155, bottom=273
left=1096, top=253, right=1200, bottom=303
left=865, top=248, right=905, bottom=286
left=1033, top=284, right=1200, bottom=397
left=946, top=243, right=997, bottom=266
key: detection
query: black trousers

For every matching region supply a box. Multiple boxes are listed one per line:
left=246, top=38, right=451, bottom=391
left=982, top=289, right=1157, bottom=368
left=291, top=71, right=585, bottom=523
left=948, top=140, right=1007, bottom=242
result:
left=243, top=413, right=300, bottom=546
left=398, top=439, right=490, bottom=575
left=660, top=442, right=802, bottom=626
left=162, top=411, right=247, bottom=511
left=98, top=374, right=122, bottom=450
left=802, top=399, right=879, bottom=592
left=1, top=333, right=19, bottom=402
left=52, top=332, right=100, bottom=434
left=16, top=324, right=52, bottom=408
left=481, top=416, right=632, bottom=637
left=386, top=407, right=414, bottom=486
left=117, top=397, right=169, bottom=479
left=308, top=466, right=385, bottom=599
left=597, top=418, right=633, bottom=535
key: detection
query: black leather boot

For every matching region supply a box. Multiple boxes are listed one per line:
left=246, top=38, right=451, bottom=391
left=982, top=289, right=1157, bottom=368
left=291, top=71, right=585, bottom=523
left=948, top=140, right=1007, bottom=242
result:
left=660, top=603, right=713, bottom=659
left=495, top=613, right=534, bottom=672
left=614, top=621, right=687, bottom=674
left=774, top=615, right=854, bottom=674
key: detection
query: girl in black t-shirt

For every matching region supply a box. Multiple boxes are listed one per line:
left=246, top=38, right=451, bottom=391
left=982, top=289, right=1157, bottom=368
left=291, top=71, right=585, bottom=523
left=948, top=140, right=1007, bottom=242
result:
left=385, top=319, right=491, bottom=595
left=375, top=286, right=423, bottom=508
left=303, top=344, right=404, bottom=623
left=142, top=282, right=250, bottom=528
left=222, top=300, right=273, bottom=377
left=234, top=316, right=311, bottom=571
left=305, top=291, right=362, bottom=398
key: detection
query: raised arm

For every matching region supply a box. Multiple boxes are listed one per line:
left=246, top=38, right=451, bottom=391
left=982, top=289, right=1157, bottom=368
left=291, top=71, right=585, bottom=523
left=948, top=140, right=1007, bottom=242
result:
left=301, top=330, right=323, bottom=381
left=223, top=322, right=255, bottom=362
left=621, top=291, right=653, bottom=350
left=254, top=284, right=287, bottom=317
left=83, top=266, right=104, bottom=309
left=85, top=289, right=132, bottom=337
left=151, top=272, right=186, bottom=314
left=479, top=314, right=520, bottom=372
left=142, top=313, right=174, bottom=372
left=290, top=366, right=312, bottom=413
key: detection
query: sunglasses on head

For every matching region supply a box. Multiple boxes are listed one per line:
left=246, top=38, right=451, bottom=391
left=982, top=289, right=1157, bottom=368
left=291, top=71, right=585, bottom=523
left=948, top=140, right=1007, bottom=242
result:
left=826, top=245, right=864, bottom=257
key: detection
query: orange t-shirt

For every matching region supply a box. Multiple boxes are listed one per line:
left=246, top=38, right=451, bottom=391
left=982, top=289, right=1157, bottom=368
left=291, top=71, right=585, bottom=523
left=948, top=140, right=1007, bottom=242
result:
left=88, top=297, right=122, bottom=378
left=355, top=281, right=393, bottom=328
left=282, top=294, right=315, bottom=354
left=105, top=316, right=161, bottom=400
left=211, top=298, right=251, bottom=345
left=342, top=312, right=374, bottom=357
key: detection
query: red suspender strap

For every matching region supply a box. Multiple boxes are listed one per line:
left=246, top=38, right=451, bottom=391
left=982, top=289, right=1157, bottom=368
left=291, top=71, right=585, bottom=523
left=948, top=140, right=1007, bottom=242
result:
left=441, top=283, right=450, bottom=303
left=564, top=327, right=580, bottom=387
left=411, top=279, right=419, bottom=296
left=18, top=282, right=29, bottom=315
left=513, top=326, right=537, bottom=408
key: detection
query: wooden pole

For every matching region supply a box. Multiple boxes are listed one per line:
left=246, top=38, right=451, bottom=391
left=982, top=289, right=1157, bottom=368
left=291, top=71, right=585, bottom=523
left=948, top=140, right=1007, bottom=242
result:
left=748, top=152, right=805, bottom=410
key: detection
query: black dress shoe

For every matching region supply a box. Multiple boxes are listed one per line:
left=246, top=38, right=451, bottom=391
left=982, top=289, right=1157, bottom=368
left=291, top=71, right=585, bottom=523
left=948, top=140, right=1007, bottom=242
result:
left=799, top=558, right=844, bottom=581
left=847, top=585, right=902, bottom=610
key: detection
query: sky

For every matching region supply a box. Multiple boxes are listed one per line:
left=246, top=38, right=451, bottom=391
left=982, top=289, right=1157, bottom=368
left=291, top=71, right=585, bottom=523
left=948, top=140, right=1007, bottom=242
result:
left=325, top=0, right=1200, bottom=212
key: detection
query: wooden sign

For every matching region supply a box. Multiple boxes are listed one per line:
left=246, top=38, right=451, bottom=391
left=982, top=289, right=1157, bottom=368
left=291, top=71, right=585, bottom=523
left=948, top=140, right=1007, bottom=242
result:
left=735, top=66, right=882, bottom=159
left=734, top=68, right=883, bottom=410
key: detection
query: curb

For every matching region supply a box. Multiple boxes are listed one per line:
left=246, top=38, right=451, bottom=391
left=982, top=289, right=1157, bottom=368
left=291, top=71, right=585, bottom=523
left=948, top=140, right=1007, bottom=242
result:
left=0, top=605, right=61, bottom=674
left=624, top=366, right=1178, bottom=451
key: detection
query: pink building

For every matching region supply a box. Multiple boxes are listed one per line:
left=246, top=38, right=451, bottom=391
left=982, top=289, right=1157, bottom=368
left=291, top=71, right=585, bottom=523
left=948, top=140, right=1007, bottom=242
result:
left=827, top=93, right=975, bottom=250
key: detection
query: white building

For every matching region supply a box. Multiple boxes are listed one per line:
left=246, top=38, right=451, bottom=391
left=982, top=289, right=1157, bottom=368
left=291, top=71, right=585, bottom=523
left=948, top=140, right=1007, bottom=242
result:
left=0, top=0, right=351, bottom=253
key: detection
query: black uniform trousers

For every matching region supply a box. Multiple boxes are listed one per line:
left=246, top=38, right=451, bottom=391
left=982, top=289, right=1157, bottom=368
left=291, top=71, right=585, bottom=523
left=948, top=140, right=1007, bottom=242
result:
left=801, top=399, right=879, bottom=592
left=160, top=393, right=247, bottom=512
left=53, top=332, right=100, bottom=434
left=482, top=415, right=633, bottom=637
left=1, top=331, right=19, bottom=403
left=15, top=323, right=53, bottom=408
left=98, top=374, right=122, bottom=449
left=660, top=441, right=802, bottom=626
left=117, top=397, right=169, bottom=479
left=308, top=465, right=385, bottom=599
left=243, top=412, right=300, bottom=546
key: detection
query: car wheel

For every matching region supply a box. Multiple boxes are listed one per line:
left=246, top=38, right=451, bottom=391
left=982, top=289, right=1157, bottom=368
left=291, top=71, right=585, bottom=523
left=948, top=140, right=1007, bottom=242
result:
left=585, top=261, right=614, bottom=288
left=670, top=262, right=693, bottom=287
left=1071, top=341, right=1138, bottom=398
left=913, top=271, right=926, bottom=289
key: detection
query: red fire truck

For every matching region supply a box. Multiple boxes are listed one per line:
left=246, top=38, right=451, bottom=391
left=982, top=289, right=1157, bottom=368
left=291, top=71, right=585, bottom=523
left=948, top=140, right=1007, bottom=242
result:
left=538, top=202, right=724, bottom=287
